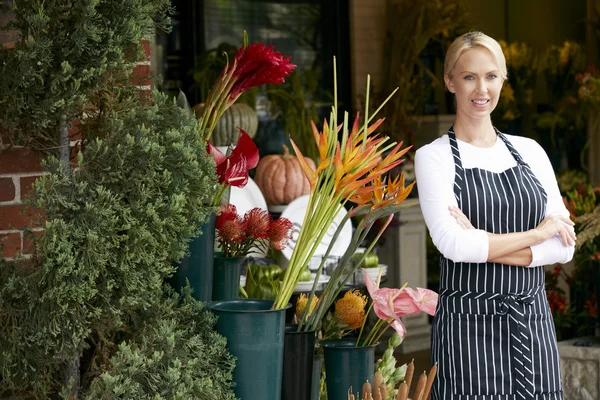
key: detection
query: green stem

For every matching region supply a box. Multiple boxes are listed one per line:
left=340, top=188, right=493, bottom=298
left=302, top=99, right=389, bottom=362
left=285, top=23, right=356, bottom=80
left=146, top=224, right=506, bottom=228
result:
left=356, top=301, right=374, bottom=345
left=371, top=323, right=392, bottom=346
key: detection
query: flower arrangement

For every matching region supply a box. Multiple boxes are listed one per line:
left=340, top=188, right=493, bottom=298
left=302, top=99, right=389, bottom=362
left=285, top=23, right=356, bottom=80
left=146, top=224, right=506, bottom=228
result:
left=296, top=270, right=437, bottom=399
left=181, top=31, right=295, bottom=206
left=272, top=60, right=416, bottom=311
left=215, top=203, right=293, bottom=258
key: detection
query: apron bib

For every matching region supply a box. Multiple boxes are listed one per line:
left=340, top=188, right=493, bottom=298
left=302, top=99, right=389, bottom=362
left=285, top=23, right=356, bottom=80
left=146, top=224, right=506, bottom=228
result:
left=430, top=127, right=563, bottom=400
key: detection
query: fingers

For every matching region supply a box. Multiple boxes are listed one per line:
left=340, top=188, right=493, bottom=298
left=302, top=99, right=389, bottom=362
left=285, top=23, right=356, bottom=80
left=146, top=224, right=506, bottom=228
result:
left=557, top=223, right=576, bottom=247
left=449, top=206, right=474, bottom=230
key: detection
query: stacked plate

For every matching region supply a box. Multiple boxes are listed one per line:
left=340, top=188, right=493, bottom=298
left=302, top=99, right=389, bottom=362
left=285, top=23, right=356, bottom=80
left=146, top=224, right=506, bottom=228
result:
left=355, top=264, right=388, bottom=284
left=294, top=273, right=331, bottom=292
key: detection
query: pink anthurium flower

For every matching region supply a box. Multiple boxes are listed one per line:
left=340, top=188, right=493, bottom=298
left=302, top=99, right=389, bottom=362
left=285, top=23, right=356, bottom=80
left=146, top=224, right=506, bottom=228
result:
left=207, top=127, right=259, bottom=188
left=363, top=268, right=438, bottom=338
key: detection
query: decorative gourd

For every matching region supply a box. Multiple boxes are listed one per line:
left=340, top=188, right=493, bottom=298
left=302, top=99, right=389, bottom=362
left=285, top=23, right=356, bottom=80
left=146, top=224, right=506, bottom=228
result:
left=193, top=103, right=258, bottom=146
left=255, top=145, right=316, bottom=206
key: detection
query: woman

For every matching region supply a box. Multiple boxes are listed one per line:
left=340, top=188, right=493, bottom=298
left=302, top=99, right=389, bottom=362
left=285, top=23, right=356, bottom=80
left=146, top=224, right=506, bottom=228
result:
left=415, top=31, right=576, bottom=399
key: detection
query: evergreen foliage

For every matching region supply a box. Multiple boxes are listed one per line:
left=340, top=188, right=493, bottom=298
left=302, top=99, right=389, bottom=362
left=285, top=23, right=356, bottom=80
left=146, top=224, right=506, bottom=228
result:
left=0, top=92, right=233, bottom=398
left=84, top=287, right=236, bottom=400
left=0, top=0, right=171, bottom=150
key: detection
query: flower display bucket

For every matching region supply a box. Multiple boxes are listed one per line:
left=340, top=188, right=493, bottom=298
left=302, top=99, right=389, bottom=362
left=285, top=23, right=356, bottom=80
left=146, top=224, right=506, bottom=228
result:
left=171, top=213, right=216, bottom=302
left=212, top=254, right=243, bottom=301
left=208, top=299, right=291, bottom=400
left=321, top=338, right=377, bottom=399
left=282, top=326, right=316, bottom=400
left=311, top=357, right=321, bottom=400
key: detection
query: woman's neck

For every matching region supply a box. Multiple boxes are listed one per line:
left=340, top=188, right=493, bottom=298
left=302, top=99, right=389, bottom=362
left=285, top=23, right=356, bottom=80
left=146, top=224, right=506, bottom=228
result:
left=453, top=115, right=497, bottom=148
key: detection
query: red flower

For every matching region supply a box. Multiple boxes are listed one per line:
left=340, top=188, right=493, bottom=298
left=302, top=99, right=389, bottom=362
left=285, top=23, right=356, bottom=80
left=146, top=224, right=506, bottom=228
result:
left=228, top=43, right=296, bottom=100
left=216, top=205, right=245, bottom=245
left=270, top=218, right=293, bottom=251
left=244, top=208, right=271, bottom=240
left=216, top=203, right=239, bottom=229
left=215, top=204, right=293, bottom=257
left=208, top=128, right=259, bottom=188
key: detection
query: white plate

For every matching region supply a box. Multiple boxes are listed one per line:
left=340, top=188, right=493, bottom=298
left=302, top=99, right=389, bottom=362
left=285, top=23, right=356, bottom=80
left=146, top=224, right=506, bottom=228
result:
left=294, top=273, right=331, bottom=292
left=229, top=177, right=268, bottom=216
left=229, top=177, right=269, bottom=257
left=279, top=195, right=352, bottom=260
left=356, top=265, right=388, bottom=284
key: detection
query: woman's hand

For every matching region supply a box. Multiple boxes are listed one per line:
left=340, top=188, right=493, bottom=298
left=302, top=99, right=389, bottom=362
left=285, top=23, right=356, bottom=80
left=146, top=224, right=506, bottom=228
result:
left=535, top=214, right=576, bottom=247
left=449, top=206, right=474, bottom=230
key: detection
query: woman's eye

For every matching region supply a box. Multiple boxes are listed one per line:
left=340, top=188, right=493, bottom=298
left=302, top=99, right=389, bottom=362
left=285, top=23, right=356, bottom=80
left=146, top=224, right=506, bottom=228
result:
left=488, top=74, right=497, bottom=79
left=463, top=75, right=473, bottom=80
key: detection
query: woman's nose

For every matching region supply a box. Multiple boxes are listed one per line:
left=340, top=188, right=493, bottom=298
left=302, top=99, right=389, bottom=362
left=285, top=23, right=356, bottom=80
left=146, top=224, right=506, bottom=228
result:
left=476, top=78, right=488, bottom=93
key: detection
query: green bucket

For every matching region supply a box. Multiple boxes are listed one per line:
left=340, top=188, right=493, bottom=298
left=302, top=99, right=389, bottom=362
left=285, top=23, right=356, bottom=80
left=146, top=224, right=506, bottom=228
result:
left=212, top=254, right=243, bottom=301
left=208, top=299, right=291, bottom=400
left=321, top=338, right=377, bottom=399
left=172, top=213, right=215, bottom=302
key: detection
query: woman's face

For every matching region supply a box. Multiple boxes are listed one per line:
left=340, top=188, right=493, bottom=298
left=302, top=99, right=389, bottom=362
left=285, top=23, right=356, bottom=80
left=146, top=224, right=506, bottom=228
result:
left=444, top=47, right=504, bottom=121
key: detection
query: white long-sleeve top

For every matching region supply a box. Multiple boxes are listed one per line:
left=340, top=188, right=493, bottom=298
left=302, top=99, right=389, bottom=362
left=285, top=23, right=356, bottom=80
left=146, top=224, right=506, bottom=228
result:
left=414, top=133, right=575, bottom=266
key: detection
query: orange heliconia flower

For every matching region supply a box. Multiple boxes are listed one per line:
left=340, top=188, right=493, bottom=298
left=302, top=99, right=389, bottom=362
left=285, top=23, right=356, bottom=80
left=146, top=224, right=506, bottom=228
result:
left=349, top=172, right=416, bottom=209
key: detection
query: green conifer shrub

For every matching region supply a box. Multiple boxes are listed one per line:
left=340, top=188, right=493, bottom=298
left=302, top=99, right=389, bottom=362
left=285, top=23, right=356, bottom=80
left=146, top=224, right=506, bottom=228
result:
left=0, top=1, right=236, bottom=398
left=1, top=92, right=234, bottom=398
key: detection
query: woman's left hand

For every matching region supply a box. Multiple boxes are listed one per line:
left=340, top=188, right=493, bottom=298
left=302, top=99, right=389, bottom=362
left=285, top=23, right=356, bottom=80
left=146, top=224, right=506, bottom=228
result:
left=449, top=206, right=474, bottom=230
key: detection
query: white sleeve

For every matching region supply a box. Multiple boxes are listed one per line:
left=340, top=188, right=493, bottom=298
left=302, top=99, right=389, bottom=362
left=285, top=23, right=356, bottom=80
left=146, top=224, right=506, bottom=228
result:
left=415, top=144, right=489, bottom=263
left=522, top=140, right=575, bottom=266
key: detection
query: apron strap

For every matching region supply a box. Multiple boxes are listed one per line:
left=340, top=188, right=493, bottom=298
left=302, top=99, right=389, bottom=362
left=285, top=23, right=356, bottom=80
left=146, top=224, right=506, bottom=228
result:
left=447, top=126, right=464, bottom=203
left=495, top=128, right=548, bottom=199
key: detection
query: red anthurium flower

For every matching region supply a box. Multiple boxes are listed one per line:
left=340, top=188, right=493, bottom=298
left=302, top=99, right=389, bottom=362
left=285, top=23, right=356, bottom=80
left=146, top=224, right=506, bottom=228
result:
left=228, top=43, right=297, bottom=100
left=207, top=128, right=259, bottom=188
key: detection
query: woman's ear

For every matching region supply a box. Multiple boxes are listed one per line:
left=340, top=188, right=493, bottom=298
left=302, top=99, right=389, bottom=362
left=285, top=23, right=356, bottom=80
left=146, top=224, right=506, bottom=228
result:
left=444, top=75, right=455, bottom=93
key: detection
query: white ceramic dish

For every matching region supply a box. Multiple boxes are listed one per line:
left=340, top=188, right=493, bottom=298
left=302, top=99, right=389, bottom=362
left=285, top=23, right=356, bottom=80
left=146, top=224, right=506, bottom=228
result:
left=294, top=273, right=331, bottom=292
left=279, top=195, right=352, bottom=260
left=229, top=177, right=268, bottom=216
left=356, top=264, right=388, bottom=284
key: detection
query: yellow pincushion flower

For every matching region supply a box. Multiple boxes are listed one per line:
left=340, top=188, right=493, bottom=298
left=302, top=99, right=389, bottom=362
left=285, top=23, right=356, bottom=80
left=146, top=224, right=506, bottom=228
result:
left=295, top=293, right=319, bottom=320
left=335, top=289, right=368, bottom=329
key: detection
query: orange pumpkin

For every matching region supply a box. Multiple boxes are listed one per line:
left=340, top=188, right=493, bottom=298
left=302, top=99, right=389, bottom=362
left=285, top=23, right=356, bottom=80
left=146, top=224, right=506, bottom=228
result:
left=255, top=145, right=316, bottom=205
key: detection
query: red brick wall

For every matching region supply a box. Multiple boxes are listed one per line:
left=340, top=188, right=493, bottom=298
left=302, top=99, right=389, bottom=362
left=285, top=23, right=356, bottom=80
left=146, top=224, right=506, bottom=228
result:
left=0, top=39, right=152, bottom=259
left=0, top=147, right=44, bottom=258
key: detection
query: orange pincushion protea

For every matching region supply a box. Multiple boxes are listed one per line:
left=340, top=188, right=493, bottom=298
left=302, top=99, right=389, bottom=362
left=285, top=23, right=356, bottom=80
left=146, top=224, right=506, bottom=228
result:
left=295, top=293, right=319, bottom=320
left=334, top=289, right=368, bottom=329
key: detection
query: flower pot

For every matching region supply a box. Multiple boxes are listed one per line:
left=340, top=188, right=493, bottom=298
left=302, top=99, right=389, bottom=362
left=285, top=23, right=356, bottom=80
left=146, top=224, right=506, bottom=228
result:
left=321, top=338, right=377, bottom=399
left=311, top=356, right=321, bottom=400
left=282, top=326, right=316, bottom=400
left=171, top=213, right=216, bottom=302
left=208, top=299, right=291, bottom=400
left=212, top=254, right=243, bottom=301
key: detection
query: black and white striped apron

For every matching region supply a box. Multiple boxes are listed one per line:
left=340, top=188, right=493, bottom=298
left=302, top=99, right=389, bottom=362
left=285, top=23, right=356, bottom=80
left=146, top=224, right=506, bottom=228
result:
left=430, top=127, right=563, bottom=399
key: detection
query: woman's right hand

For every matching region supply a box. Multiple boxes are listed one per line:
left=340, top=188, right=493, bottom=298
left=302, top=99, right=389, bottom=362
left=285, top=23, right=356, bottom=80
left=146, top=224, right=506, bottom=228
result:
left=534, top=214, right=576, bottom=247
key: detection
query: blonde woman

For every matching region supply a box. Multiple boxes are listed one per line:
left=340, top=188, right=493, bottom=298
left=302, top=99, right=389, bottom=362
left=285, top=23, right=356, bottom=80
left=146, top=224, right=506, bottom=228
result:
left=415, top=31, right=575, bottom=399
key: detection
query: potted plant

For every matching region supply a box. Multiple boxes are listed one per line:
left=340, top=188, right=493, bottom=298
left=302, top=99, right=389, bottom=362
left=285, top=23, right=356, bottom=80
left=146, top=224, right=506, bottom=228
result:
left=213, top=203, right=293, bottom=300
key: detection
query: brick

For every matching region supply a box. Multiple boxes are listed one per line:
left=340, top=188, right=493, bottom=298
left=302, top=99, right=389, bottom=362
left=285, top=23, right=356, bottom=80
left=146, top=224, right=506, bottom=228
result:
left=0, top=177, right=15, bottom=202
left=131, top=64, right=151, bottom=86
left=22, top=229, right=43, bottom=254
left=0, top=205, right=43, bottom=230
left=0, top=147, right=44, bottom=174
left=20, top=175, right=41, bottom=201
left=0, top=231, right=22, bottom=258
left=141, top=40, right=151, bottom=59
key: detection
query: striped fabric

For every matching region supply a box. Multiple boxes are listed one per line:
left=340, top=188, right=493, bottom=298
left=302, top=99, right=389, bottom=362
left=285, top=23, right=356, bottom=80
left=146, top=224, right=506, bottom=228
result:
left=430, top=128, right=564, bottom=399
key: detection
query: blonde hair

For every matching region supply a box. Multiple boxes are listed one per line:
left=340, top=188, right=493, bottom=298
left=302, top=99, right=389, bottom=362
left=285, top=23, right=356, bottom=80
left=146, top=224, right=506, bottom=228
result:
left=444, top=31, right=507, bottom=81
